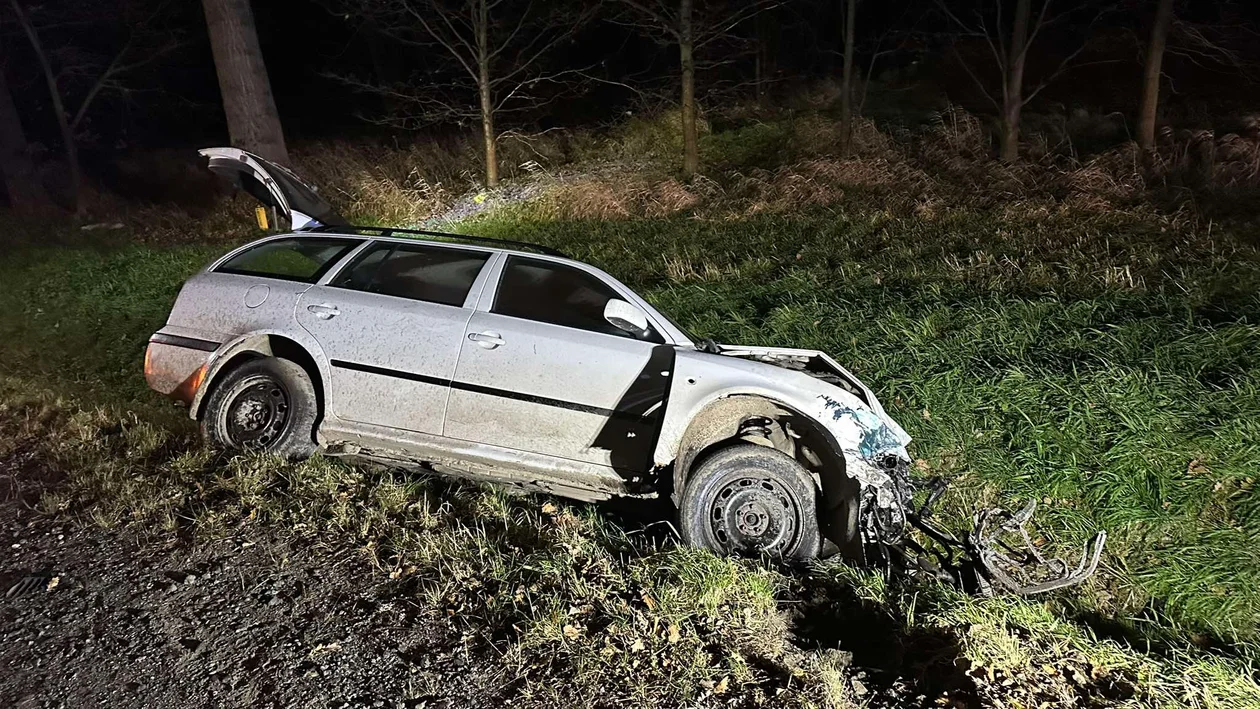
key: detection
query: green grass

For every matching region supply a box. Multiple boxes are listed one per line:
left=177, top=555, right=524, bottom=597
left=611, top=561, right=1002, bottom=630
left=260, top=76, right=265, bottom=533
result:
left=0, top=242, right=221, bottom=416
left=2, top=138, right=1260, bottom=704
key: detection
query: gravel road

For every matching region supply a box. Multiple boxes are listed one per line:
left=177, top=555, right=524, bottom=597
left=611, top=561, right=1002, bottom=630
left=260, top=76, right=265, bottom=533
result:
left=1, top=507, right=506, bottom=709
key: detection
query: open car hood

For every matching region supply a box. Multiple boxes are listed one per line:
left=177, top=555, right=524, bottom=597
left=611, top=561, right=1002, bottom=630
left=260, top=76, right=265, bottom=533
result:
left=199, top=147, right=346, bottom=231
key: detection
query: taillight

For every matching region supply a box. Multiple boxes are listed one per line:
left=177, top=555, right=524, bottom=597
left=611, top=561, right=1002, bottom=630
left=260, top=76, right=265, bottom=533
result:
left=189, top=364, right=207, bottom=395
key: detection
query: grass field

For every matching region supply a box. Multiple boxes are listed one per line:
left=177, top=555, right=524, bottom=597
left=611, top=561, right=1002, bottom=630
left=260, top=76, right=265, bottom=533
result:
left=3, top=115, right=1260, bottom=705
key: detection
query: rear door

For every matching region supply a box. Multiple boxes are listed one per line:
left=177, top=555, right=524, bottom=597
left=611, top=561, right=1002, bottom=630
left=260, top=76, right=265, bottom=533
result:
left=443, top=255, right=675, bottom=472
left=296, top=241, right=497, bottom=435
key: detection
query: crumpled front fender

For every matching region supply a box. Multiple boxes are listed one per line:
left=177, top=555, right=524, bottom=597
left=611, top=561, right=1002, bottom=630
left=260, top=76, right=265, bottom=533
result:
left=658, top=348, right=914, bottom=529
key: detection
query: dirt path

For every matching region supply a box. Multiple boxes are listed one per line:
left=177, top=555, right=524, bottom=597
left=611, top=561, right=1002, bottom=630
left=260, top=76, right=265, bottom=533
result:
left=0, top=506, right=506, bottom=709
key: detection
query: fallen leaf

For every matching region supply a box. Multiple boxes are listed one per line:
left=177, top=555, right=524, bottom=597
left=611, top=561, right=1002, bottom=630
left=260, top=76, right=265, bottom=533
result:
left=46, top=577, right=60, bottom=591
left=563, top=624, right=582, bottom=640
left=629, top=638, right=645, bottom=652
left=542, top=502, right=558, bottom=515
left=641, top=593, right=657, bottom=610
left=312, top=642, right=342, bottom=655
left=713, top=676, right=729, bottom=694
left=667, top=624, right=680, bottom=643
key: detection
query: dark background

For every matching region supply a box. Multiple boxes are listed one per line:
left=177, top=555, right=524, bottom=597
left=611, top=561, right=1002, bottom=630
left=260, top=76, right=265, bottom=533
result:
left=2, top=0, right=1258, bottom=170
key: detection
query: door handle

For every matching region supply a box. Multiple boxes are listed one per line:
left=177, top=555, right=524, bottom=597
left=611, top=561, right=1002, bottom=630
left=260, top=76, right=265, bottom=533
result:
left=306, top=303, right=340, bottom=320
left=468, top=331, right=505, bottom=349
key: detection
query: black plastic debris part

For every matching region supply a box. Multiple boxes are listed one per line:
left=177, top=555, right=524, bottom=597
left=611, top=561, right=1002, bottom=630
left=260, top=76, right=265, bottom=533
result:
left=871, top=477, right=1106, bottom=596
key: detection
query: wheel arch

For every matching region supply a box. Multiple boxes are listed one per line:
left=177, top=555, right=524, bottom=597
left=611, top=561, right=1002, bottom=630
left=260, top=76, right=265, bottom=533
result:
left=190, top=333, right=325, bottom=421
left=670, top=393, right=863, bottom=558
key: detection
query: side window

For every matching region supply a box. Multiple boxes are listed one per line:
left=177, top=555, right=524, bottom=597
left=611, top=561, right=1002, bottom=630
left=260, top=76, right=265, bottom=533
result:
left=216, top=237, right=361, bottom=283
left=493, top=256, right=660, bottom=341
left=330, top=243, right=490, bottom=307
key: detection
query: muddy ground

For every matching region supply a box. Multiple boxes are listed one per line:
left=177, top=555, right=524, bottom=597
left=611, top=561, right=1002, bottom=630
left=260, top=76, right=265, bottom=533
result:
left=0, top=506, right=508, bottom=709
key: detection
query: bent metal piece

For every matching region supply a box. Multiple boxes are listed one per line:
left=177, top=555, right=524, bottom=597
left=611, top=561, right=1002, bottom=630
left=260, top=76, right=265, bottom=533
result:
left=972, top=501, right=1107, bottom=595
left=893, top=478, right=1106, bottom=596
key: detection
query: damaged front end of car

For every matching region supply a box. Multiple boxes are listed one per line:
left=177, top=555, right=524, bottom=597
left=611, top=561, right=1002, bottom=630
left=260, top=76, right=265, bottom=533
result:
left=819, top=395, right=1106, bottom=596
left=710, top=344, right=1105, bottom=595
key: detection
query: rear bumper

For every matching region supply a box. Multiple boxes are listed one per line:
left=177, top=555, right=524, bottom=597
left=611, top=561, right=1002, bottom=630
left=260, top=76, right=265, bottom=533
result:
left=144, top=333, right=219, bottom=405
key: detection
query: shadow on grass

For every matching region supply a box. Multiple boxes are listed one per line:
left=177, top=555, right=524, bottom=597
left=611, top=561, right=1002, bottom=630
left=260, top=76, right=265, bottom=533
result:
left=788, top=572, right=979, bottom=704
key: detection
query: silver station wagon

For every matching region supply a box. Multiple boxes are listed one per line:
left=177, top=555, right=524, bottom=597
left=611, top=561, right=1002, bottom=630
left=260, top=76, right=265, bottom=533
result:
left=145, top=148, right=1103, bottom=591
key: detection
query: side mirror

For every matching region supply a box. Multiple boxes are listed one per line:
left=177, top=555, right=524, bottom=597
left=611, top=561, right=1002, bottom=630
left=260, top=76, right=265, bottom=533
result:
left=604, top=299, right=650, bottom=335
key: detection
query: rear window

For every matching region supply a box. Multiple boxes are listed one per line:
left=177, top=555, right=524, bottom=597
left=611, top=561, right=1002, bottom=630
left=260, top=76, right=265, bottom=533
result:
left=216, top=237, right=361, bottom=283
left=329, top=242, right=490, bottom=307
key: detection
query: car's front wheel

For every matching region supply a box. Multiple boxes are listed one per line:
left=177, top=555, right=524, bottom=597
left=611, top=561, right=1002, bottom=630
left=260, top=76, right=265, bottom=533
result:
left=201, top=357, right=318, bottom=459
left=678, top=444, right=822, bottom=560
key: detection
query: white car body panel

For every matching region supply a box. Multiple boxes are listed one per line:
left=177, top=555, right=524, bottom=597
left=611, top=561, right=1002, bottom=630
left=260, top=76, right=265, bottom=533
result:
left=445, top=310, right=662, bottom=468
left=295, top=283, right=474, bottom=435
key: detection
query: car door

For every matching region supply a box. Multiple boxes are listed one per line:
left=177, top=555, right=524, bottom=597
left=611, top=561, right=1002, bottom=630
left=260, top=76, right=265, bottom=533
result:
left=295, top=241, right=497, bottom=435
left=443, top=255, right=675, bottom=473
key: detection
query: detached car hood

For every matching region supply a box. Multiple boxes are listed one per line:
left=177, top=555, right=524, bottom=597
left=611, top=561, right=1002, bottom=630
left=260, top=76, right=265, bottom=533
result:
left=716, top=343, right=910, bottom=448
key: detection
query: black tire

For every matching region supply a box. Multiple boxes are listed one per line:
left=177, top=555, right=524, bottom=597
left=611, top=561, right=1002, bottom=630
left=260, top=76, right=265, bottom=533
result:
left=201, top=357, right=318, bottom=459
left=678, top=444, right=822, bottom=561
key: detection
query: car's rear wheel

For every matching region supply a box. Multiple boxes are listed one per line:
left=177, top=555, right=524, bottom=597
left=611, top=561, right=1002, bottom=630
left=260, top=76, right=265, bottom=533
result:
left=678, top=444, right=822, bottom=560
left=202, top=357, right=318, bottom=459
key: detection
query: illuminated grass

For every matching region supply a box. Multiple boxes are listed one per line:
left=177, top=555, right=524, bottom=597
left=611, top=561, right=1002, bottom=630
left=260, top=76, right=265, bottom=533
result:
left=1, top=166, right=1259, bottom=703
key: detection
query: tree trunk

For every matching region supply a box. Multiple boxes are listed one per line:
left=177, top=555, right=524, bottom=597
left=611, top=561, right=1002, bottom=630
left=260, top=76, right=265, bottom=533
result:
left=679, top=0, right=698, bottom=178
left=1137, top=0, right=1175, bottom=151
left=202, top=0, right=289, bottom=164
left=839, top=0, right=856, bottom=156
left=1001, top=0, right=1031, bottom=163
left=478, top=71, right=498, bottom=187
left=754, top=11, right=773, bottom=106
left=0, top=68, right=43, bottom=209
left=754, top=40, right=763, bottom=104
left=475, top=0, right=498, bottom=187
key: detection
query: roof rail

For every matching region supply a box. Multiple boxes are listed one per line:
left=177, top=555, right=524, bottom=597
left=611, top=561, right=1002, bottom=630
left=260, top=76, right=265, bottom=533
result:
left=306, top=224, right=568, bottom=258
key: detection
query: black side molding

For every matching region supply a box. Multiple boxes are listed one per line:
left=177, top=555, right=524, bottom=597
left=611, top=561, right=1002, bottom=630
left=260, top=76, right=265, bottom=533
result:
left=149, top=333, right=221, bottom=352
left=330, top=359, right=648, bottom=421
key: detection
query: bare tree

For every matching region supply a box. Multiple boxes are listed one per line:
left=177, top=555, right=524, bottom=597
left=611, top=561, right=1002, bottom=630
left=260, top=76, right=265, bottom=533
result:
left=753, top=10, right=774, bottom=105
left=202, top=0, right=288, bottom=164
left=616, top=0, right=777, bottom=178
left=937, top=0, right=1101, bottom=162
left=1136, top=0, right=1174, bottom=152
left=0, top=67, right=42, bottom=209
left=9, top=0, right=178, bottom=215
left=1135, top=0, right=1257, bottom=152
left=838, top=0, right=856, bottom=156
left=339, top=0, right=595, bottom=188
